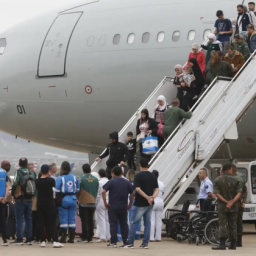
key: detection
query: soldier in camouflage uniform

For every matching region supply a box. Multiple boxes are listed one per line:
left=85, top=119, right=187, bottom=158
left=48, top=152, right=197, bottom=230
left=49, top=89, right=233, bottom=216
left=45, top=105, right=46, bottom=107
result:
left=231, top=164, right=248, bottom=247
left=212, top=164, right=242, bottom=250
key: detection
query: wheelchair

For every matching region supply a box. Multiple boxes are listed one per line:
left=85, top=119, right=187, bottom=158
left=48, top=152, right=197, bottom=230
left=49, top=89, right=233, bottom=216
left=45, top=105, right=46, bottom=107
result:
left=164, top=200, right=220, bottom=246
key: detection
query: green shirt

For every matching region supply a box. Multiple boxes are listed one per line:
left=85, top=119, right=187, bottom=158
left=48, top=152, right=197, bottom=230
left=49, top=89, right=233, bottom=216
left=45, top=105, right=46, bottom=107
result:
left=213, top=173, right=243, bottom=212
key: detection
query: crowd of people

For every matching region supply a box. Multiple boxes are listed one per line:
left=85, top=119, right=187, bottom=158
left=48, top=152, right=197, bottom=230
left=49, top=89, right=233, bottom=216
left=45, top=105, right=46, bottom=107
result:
left=0, top=157, right=165, bottom=249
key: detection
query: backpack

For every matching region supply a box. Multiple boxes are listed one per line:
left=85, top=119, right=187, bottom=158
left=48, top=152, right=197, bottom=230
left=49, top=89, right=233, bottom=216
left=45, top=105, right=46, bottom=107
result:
left=19, top=169, right=36, bottom=198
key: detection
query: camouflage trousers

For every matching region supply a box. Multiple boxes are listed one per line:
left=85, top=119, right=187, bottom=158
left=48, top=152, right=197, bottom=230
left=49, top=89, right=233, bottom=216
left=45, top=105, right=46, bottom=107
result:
left=237, top=206, right=244, bottom=237
left=218, top=211, right=237, bottom=239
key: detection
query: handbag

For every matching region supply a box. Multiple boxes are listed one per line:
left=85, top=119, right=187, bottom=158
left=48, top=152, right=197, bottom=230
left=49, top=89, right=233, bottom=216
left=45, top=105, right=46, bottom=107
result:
left=142, top=135, right=158, bottom=155
left=157, top=106, right=164, bottom=137
left=137, top=132, right=146, bottom=143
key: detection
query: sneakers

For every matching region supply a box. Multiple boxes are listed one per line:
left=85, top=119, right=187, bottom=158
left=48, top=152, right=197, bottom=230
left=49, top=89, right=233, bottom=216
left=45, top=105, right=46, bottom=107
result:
left=123, top=244, right=134, bottom=249
left=15, top=242, right=24, bottom=246
left=24, top=240, right=33, bottom=245
left=77, top=239, right=87, bottom=243
left=40, top=242, right=46, bottom=247
left=96, top=239, right=105, bottom=243
left=107, top=243, right=117, bottom=248
left=2, top=240, right=8, bottom=246
left=32, top=240, right=40, bottom=244
left=140, top=244, right=149, bottom=249
left=53, top=242, right=64, bottom=248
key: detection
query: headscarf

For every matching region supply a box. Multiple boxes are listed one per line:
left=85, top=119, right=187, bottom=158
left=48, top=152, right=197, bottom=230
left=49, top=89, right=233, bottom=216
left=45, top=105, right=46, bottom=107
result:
left=192, top=43, right=200, bottom=51
left=174, top=64, right=183, bottom=75
left=157, top=95, right=167, bottom=111
left=208, top=33, right=222, bottom=45
left=189, top=58, right=204, bottom=83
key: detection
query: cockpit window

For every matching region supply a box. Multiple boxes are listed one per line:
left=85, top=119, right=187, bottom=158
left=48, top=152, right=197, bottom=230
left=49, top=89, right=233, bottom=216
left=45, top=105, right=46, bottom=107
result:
left=0, top=38, right=7, bottom=54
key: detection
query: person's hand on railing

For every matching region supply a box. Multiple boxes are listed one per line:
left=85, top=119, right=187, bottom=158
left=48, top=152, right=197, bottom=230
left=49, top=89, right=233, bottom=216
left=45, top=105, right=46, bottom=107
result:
left=95, top=157, right=100, bottom=162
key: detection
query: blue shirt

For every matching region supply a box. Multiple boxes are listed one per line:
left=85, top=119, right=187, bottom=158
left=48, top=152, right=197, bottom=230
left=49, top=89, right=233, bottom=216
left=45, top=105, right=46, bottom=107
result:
left=0, top=168, right=7, bottom=197
left=198, top=177, right=213, bottom=199
left=214, top=19, right=232, bottom=42
left=103, top=177, right=133, bottom=207
left=56, top=173, right=80, bottom=195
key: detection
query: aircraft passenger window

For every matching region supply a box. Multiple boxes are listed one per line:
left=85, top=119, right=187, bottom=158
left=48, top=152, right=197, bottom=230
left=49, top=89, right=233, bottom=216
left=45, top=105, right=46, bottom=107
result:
left=127, top=33, right=135, bottom=44
left=157, top=32, right=165, bottom=43
left=113, top=34, right=121, bottom=45
left=172, top=31, right=180, bottom=42
left=203, top=29, right=212, bottom=40
left=99, top=35, right=107, bottom=46
left=188, top=30, right=196, bottom=41
left=87, top=36, right=95, bottom=47
left=142, top=32, right=150, bottom=43
left=0, top=38, right=7, bottom=54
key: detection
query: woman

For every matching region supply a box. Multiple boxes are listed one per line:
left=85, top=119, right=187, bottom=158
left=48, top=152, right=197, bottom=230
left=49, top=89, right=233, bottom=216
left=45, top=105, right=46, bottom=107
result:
left=184, top=43, right=205, bottom=76
left=189, top=58, right=205, bottom=95
left=206, top=51, right=233, bottom=85
left=173, top=64, right=184, bottom=103
left=136, top=109, right=158, bottom=160
left=126, top=169, right=141, bottom=240
left=150, top=170, right=165, bottom=242
left=201, top=33, right=222, bottom=65
left=154, top=95, right=168, bottom=148
left=56, top=161, right=80, bottom=243
left=36, top=165, right=63, bottom=248
left=95, top=169, right=110, bottom=243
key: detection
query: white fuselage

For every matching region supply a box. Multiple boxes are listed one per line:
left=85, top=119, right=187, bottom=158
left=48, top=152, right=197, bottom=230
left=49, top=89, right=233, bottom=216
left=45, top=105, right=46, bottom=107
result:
left=0, top=0, right=243, bottom=154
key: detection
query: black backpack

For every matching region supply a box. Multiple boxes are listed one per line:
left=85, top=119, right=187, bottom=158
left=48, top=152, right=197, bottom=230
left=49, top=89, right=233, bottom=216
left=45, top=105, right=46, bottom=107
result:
left=19, top=169, right=36, bottom=198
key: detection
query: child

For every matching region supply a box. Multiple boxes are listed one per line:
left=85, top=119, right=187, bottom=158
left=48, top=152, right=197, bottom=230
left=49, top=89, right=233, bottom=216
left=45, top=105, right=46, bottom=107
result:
left=126, top=132, right=136, bottom=170
left=182, top=66, right=198, bottom=100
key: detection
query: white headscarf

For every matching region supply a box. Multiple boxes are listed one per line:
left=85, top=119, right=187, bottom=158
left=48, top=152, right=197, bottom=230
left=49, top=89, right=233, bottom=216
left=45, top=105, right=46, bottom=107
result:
left=157, top=95, right=167, bottom=111
left=208, top=33, right=222, bottom=51
left=192, top=43, right=200, bottom=50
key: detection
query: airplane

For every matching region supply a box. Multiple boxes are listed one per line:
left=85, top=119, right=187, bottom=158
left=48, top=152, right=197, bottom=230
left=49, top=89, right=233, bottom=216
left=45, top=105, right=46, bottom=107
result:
left=0, top=0, right=254, bottom=162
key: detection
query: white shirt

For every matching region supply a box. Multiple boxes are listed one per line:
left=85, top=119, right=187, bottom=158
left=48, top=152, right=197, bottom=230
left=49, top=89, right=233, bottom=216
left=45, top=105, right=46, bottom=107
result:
left=97, top=177, right=109, bottom=203
left=198, top=177, right=213, bottom=199
left=155, top=180, right=165, bottom=203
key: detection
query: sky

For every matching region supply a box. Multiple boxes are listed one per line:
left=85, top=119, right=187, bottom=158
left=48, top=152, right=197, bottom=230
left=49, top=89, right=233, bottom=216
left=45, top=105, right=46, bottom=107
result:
left=0, top=0, right=79, bottom=33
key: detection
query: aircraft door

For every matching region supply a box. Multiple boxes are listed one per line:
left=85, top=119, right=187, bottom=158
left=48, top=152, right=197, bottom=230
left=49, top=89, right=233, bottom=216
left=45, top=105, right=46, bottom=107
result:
left=37, top=12, right=83, bottom=77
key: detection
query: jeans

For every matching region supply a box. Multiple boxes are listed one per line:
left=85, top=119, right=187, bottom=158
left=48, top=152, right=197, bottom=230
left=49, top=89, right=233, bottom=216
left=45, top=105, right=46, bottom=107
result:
left=127, top=205, right=153, bottom=245
left=108, top=206, right=128, bottom=244
left=0, top=203, right=7, bottom=241
left=221, top=41, right=230, bottom=56
left=15, top=200, right=33, bottom=242
left=79, top=206, right=95, bottom=241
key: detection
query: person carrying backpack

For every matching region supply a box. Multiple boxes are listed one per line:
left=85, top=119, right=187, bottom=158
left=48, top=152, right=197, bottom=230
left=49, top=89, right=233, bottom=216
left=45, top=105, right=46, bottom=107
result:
left=11, top=158, right=36, bottom=245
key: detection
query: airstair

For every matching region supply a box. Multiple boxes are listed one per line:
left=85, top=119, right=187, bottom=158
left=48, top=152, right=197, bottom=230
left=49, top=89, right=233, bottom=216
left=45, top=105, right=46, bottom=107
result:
left=91, top=50, right=256, bottom=212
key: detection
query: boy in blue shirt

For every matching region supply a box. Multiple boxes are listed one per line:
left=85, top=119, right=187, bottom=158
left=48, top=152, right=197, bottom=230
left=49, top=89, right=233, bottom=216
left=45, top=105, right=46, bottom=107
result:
left=214, top=10, right=233, bottom=56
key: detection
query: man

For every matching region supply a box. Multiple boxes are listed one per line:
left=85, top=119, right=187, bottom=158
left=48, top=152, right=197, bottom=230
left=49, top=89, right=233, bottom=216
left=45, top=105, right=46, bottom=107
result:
left=102, top=166, right=134, bottom=248
left=214, top=10, right=233, bottom=55
left=49, top=163, right=57, bottom=180
left=95, top=132, right=129, bottom=179
left=124, top=158, right=159, bottom=249
left=236, top=5, right=252, bottom=36
left=77, top=164, right=99, bottom=243
left=0, top=161, right=10, bottom=246
left=233, top=34, right=251, bottom=61
left=231, top=164, right=247, bottom=247
left=162, top=98, right=192, bottom=140
left=198, top=168, right=215, bottom=211
left=245, top=24, right=256, bottom=53
left=28, top=162, right=34, bottom=172
left=212, top=164, right=242, bottom=250
left=11, top=157, right=36, bottom=245
left=224, top=45, right=245, bottom=76
left=248, top=2, right=256, bottom=15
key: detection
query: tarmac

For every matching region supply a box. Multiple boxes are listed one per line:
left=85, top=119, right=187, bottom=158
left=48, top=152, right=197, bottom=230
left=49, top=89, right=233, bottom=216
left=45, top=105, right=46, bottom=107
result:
left=2, top=225, right=256, bottom=256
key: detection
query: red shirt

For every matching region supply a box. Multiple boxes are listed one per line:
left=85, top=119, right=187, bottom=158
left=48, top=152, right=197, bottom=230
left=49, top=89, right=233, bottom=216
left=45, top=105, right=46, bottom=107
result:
left=184, top=51, right=205, bottom=74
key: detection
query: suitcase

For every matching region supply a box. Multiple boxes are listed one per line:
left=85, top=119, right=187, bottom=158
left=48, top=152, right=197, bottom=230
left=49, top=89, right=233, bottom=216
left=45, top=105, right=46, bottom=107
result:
left=75, top=207, right=82, bottom=235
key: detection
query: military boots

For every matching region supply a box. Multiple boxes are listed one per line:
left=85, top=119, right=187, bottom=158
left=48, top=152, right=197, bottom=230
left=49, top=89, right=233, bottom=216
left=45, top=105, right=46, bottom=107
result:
left=212, top=238, right=226, bottom=250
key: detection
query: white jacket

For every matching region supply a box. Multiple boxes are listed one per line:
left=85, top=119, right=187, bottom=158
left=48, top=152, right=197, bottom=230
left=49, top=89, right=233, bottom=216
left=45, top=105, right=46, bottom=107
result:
left=96, top=177, right=109, bottom=204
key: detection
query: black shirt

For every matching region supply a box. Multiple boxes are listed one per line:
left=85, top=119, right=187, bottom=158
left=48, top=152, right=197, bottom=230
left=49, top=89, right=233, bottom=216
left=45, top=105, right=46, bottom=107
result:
left=103, top=177, right=133, bottom=207
left=36, top=177, right=55, bottom=208
left=126, top=139, right=136, bottom=155
left=134, top=171, right=158, bottom=207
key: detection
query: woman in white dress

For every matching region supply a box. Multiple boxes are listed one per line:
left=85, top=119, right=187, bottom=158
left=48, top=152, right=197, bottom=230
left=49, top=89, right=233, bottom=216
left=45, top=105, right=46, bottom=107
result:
left=95, top=169, right=110, bottom=242
left=150, top=170, right=165, bottom=242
